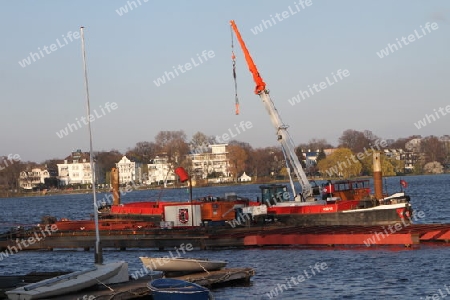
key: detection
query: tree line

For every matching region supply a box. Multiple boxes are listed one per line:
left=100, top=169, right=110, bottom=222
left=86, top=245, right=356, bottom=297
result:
left=0, top=129, right=449, bottom=194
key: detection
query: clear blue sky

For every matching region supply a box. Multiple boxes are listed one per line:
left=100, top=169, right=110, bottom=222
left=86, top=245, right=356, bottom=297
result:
left=1, top=0, right=449, bottom=163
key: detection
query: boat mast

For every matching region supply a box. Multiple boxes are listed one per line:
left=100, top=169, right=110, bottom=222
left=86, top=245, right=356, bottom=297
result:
left=80, top=26, right=102, bottom=264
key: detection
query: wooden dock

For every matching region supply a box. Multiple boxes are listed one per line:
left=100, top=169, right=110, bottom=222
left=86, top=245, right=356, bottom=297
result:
left=2, top=268, right=254, bottom=300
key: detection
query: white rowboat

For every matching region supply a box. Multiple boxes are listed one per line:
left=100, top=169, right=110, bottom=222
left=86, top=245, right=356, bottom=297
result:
left=6, top=261, right=126, bottom=300
left=140, top=257, right=227, bottom=273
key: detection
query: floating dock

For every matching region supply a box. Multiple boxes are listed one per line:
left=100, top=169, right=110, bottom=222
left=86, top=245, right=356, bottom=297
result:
left=1, top=268, right=254, bottom=300
left=2, top=224, right=450, bottom=251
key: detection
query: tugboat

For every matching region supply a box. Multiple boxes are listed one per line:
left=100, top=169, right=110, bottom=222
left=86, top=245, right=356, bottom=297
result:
left=251, top=179, right=412, bottom=226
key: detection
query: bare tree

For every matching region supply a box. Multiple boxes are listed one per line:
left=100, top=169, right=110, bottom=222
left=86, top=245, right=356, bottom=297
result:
left=190, top=131, right=215, bottom=154
left=421, top=135, right=446, bottom=164
left=389, top=135, right=422, bottom=150
left=155, top=130, right=189, bottom=164
left=227, top=144, right=248, bottom=181
left=338, top=129, right=376, bottom=153
left=95, top=150, right=123, bottom=183
left=0, top=160, right=28, bottom=192
left=247, top=146, right=283, bottom=178
left=126, top=141, right=160, bottom=163
left=297, top=138, right=333, bottom=152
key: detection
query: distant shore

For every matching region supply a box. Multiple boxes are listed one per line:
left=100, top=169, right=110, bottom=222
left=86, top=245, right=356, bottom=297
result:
left=1, top=174, right=431, bottom=200
left=0, top=177, right=300, bottom=199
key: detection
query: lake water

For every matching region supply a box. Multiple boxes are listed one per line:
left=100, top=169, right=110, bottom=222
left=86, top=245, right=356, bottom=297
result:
left=1, top=174, right=449, bottom=299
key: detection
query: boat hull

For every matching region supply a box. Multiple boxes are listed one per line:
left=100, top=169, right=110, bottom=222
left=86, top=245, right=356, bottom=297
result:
left=148, top=278, right=211, bottom=300
left=259, top=203, right=413, bottom=226
left=5, top=262, right=126, bottom=300
left=140, top=257, right=227, bottom=273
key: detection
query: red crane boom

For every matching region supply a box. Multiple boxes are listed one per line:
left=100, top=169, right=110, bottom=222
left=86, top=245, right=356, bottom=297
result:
left=229, top=20, right=313, bottom=200
left=229, top=20, right=266, bottom=95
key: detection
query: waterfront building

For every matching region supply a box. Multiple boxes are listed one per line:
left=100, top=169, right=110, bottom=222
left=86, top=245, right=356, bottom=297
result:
left=147, top=156, right=175, bottom=185
left=57, top=150, right=93, bottom=186
left=189, top=144, right=230, bottom=180
left=18, top=167, right=50, bottom=190
left=115, top=156, right=142, bottom=184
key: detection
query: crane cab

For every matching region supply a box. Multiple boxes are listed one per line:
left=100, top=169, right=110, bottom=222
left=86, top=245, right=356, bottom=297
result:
left=259, top=184, right=289, bottom=206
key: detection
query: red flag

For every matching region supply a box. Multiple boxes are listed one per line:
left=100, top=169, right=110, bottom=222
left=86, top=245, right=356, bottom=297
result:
left=400, top=179, right=408, bottom=188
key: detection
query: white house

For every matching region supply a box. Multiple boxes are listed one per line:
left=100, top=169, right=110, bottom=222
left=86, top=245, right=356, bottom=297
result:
left=189, top=144, right=230, bottom=179
left=238, top=171, right=251, bottom=182
left=19, top=167, right=50, bottom=190
left=57, top=150, right=93, bottom=186
left=116, top=156, right=142, bottom=184
left=147, top=156, right=175, bottom=184
left=304, top=149, right=320, bottom=170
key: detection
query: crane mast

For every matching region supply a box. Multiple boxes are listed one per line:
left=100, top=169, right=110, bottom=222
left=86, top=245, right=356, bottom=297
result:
left=229, top=20, right=312, bottom=200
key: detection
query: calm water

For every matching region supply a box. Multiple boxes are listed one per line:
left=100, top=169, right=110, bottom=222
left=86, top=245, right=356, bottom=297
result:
left=1, top=174, right=449, bottom=299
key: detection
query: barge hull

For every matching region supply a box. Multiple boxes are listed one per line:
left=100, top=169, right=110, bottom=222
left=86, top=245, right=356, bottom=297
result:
left=262, top=204, right=412, bottom=226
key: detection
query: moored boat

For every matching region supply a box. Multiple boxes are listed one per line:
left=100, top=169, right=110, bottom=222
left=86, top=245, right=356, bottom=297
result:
left=5, top=262, right=127, bottom=300
left=148, top=278, right=213, bottom=300
left=247, top=180, right=413, bottom=226
left=140, top=257, right=227, bottom=273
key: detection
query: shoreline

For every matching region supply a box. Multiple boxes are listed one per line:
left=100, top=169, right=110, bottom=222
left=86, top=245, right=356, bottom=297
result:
left=0, top=173, right=434, bottom=200
left=0, top=178, right=290, bottom=200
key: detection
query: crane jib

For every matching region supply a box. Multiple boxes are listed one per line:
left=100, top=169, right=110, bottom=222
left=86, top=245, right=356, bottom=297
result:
left=230, top=20, right=313, bottom=200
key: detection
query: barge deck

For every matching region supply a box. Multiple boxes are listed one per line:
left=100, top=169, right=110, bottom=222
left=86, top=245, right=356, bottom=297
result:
left=2, top=224, right=450, bottom=251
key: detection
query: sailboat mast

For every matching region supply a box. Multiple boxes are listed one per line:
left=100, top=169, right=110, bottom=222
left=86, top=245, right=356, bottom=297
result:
left=80, top=26, right=102, bottom=264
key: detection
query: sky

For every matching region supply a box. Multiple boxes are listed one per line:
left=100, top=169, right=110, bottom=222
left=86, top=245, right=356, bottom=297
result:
left=1, top=1, right=449, bottom=163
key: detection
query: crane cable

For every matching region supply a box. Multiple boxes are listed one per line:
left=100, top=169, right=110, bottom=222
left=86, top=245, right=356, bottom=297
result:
left=231, top=26, right=239, bottom=115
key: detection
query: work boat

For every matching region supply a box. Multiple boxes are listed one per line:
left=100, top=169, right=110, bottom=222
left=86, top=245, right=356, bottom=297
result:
left=230, top=20, right=413, bottom=227
left=248, top=180, right=412, bottom=226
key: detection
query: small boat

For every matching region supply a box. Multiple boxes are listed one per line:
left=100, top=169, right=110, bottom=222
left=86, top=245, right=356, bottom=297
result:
left=5, top=261, right=126, bottom=300
left=148, top=278, right=213, bottom=300
left=140, top=257, right=227, bottom=273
